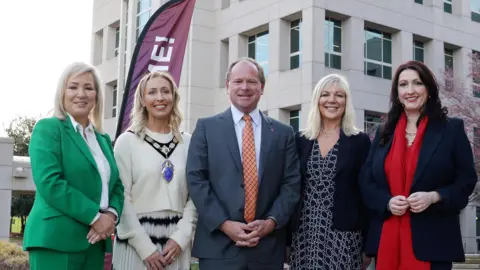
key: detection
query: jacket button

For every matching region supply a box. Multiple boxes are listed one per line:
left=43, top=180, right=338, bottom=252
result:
left=240, top=184, right=245, bottom=188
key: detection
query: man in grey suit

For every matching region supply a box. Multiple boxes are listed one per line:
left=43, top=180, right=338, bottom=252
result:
left=186, top=57, right=301, bottom=270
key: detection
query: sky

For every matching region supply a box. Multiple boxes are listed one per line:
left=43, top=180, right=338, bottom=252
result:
left=0, top=1, right=94, bottom=136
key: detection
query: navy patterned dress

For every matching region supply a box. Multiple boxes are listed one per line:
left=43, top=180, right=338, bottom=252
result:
left=289, top=141, right=363, bottom=270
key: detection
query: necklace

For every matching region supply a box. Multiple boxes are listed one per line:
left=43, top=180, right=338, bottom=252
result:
left=140, top=131, right=179, bottom=183
left=405, top=129, right=417, bottom=136
left=320, top=128, right=340, bottom=138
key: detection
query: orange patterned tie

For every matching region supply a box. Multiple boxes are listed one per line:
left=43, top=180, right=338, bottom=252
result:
left=242, top=114, right=258, bottom=223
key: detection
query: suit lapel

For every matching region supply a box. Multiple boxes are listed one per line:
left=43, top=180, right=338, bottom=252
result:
left=373, top=137, right=393, bottom=185
left=258, top=113, right=274, bottom=182
left=63, top=117, right=98, bottom=171
left=412, top=122, right=443, bottom=186
left=219, top=109, right=243, bottom=173
left=335, top=132, right=352, bottom=174
left=95, top=132, right=116, bottom=190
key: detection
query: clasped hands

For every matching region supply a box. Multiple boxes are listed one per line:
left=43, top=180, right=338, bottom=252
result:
left=388, top=191, right=440, bottom=216
left=220, top=219, right=276, bottom=248
left=144, top=239, right=181, bottom=270
left=86, top=212, right=116, bottom=244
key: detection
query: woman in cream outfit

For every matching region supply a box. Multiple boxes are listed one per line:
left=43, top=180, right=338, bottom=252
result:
left=112, top=71, right=197, bottom=270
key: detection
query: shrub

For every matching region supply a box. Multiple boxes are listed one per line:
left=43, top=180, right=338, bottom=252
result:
left=0, top=241, right=28, bottom=270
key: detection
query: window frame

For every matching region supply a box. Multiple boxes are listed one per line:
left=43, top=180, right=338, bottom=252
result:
left=289, top=110, right=300, bottom=132
left=324, top=17, right=342, bottom=70
left=290, top=19, right=302, bottom=70
left=473, top=0, right=480, bottom=23
left=112, top=84, right=118, bottom=118
left=444, top=0, right=452, bottom=14
left=247, top=30, right=269, bottom=76
left=364, top=28, right=392, bottom=80
left=136, top=0, right=152, bottom=39
left=413, top=40, right=424, bottom=63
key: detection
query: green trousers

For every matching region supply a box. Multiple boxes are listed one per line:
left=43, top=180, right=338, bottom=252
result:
left=28, top=242, right=105, bottom=270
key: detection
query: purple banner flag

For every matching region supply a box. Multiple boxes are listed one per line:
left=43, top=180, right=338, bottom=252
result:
left=115, top=0, right=196, bottom=138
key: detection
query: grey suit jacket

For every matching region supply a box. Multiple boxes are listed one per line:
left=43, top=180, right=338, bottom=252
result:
left=186, top=108, right=301, bottom=264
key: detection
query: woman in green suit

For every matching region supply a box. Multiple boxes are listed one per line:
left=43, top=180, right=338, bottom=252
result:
left=23, top=62, right=124, bottom=270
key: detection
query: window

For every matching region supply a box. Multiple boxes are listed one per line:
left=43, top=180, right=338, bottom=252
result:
left=289, top=110, right=300, bottom=132
left=124, top=2, right=129, bottom=78
left=290, top=19, right=302, bottom=70
left=413, top=41, right=424, bottom=62
left=473, top=51, right=480, bottom=97
left=445, top=48, right=454, bottom=70
left=364, top=28, right=392, bottom=79
left=473, top=0, right=480, bottom=23
left=115, top=27, right=120, bottom=57
left=248, top=31, right=269, bottom=75
left=444, top=0, right=452, bottom=14
left=136, top=0, right=152, bottom=39
left=324, top=17, right=342, bottom=70
left=112, top=85, right=118, bottom=118
left=414, top=0, right=423, bottom=4
left=364, top=111, right=384, bottom=137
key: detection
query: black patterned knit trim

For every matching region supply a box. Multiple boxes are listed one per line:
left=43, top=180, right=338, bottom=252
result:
left=115, top=216, right=181, bottom=245
left=139, top=216, right=181, bottom=226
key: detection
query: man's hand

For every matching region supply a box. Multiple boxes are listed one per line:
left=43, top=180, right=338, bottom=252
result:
left=161, top=239, right=181, bottom=265
left=144, top=251, right=166, bottom=270
left=234, top=219, right=276, bottom=247
left=220, top=220, right=252, bottom=243
left=247, top=219, right=276, bottom=238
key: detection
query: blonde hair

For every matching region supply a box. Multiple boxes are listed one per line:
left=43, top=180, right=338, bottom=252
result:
left=128, top=71, right=183, bottom=142
left=302, top=73, right=360, bottom=140
left=53, top=62, right=104, bottom=133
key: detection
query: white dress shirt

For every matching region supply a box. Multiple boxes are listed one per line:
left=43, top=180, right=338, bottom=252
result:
left=231, top=105, right=262, bottom=171
left=69, top=116, right=116, bottom=224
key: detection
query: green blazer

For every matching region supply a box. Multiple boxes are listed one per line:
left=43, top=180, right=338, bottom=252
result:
left=23, top=116, right=124, bottom=253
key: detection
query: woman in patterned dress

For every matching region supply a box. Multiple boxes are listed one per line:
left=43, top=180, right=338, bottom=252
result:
left=112, top=71, right=197, bottom=270
left=288, top=74, right=372, bottom=270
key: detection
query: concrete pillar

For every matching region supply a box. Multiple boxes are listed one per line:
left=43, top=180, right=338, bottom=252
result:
left=343, top=17, right=365, bottom=73
left=392, top=31, right=413, bottom=72
left=355, top=108, right=366, bottom=132
left=228, top=35, right=248, bottom=65
left=267, top=108, right=289, bottom=124
left=300, top=102, right=311, bottom=131
left=454, top=0, right=472, bottom=18
left=454, top=47, right=473, bottom=91
left=301, top=6, right=325, bottom=85
left=0, top=137, right=13, bottom=241
left=268, top=19, right=290, bottom=72
left=460, top=203, right=477, bottom=253
left=425, top=39, right=444, bottom=79
left=102, top=26, right=112, bottom=62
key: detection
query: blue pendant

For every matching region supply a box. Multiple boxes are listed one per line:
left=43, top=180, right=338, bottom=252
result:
left=161, top=160, right=175, bottom=183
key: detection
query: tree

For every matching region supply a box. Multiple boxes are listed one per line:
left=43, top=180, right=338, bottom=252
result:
left=10, top=193, right=35, bottom=235
left=4, top=116, right=36, bottom=156
left=439, top=52, right=480, bottom=204
left=4, top=116, right=37, bottom=235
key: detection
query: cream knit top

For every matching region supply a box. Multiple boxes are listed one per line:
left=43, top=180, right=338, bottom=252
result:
left=113, top=128, right=197, bottom=260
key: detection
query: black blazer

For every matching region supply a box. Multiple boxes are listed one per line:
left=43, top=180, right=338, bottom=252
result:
left=288, top=131, right=371, bottom=246
left=360, top=117, right=477, bottom=262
